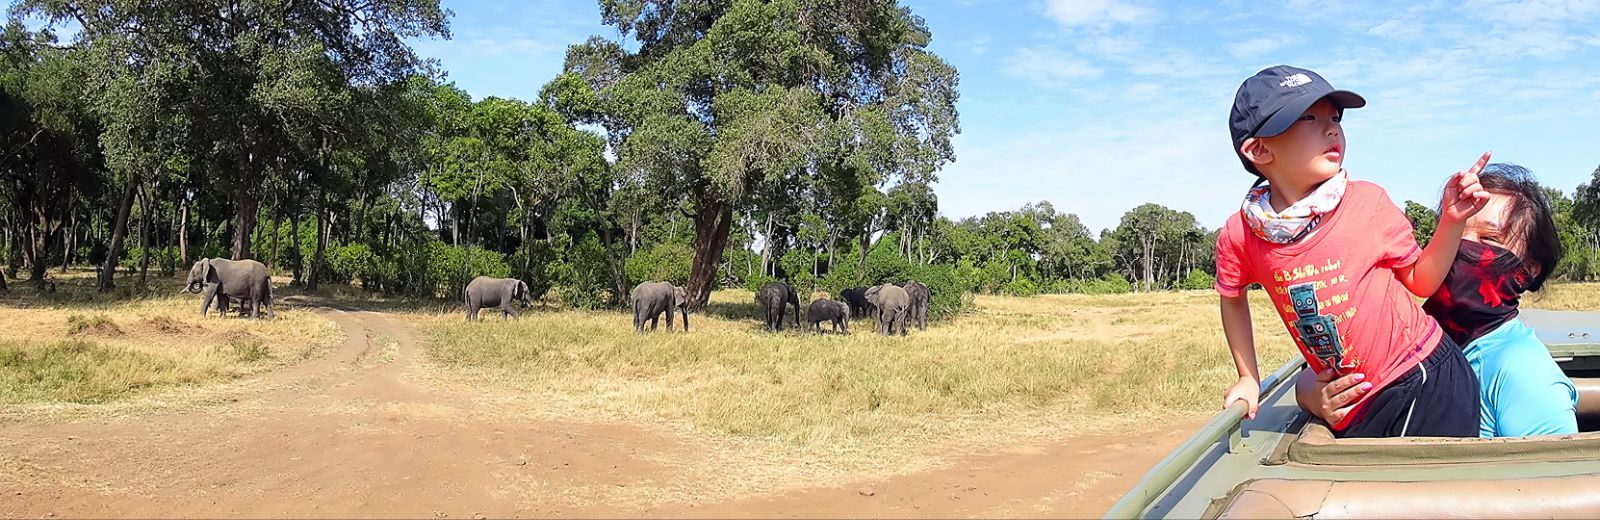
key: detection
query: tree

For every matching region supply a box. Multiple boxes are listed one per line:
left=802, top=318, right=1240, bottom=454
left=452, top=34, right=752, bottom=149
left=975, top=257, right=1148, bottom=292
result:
left=561, top=0, right=959, bottom=307
left=19, top=0, right=450, bottom=290
left=1107, top=204, right=1207, bottom=292
left=1403, top=200, right=1437, bottom=248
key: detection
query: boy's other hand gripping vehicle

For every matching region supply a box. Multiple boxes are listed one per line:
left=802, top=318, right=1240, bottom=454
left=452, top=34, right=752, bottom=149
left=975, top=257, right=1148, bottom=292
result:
left=1107, top=309, right=1600, bottom=519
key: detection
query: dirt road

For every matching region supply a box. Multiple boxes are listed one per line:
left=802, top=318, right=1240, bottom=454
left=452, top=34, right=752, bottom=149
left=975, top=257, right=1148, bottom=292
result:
left=1, top=308, right=1198, bottom=518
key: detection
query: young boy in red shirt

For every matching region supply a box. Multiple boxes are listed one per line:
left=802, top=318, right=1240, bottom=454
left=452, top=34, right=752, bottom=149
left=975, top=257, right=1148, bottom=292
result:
left=1216, top=65, right=1488, bottom=437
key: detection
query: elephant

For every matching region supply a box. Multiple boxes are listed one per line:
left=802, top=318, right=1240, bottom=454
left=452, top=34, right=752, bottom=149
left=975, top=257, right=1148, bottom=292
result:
left=902, top=280, right=930, bottom=331
left=630, top=281, right=689, bottom=333
left=864, top=284, right=909, bottom=336
left=839, top=286, right=870, bottom=318
left=464, top=276, right=532, bottom=320
left=182, top=258, right=274, bottom=319
left=807, top=299, right=850, bottom=334
left=756, top=281, right=802, bottom=332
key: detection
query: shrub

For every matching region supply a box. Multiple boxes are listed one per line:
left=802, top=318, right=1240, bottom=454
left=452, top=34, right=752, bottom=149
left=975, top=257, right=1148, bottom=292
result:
left=1180, top=268, right=1217, bottom=291
left=999, top=277, right=1039, bottom=297
left=626, top=242, right=694, bottom=287
left=1066, top=274, right=1133, bottom=295
left=900, top=263, right=968, bottom=319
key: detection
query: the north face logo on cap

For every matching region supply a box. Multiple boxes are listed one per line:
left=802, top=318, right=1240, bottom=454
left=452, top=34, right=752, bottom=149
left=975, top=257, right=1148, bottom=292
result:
left=1279, top=73, right=1312, bottom=88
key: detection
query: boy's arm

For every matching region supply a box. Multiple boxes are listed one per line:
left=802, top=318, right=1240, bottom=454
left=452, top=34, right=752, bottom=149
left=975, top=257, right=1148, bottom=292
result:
left=1395, top=219, right=1467, bottom=297
left=1396, top=152, right=1493, bottom=297
left=1220, top=294, right=1261, bottom=418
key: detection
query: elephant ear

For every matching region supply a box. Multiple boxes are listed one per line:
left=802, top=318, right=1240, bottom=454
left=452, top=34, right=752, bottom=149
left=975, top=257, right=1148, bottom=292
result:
left=673, top=287, right=688, bottom=308
left=202, top=259, right=217, bottom=284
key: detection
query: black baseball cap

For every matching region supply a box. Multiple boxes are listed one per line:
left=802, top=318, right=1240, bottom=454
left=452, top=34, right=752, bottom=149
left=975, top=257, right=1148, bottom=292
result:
left=1229, top=65, right=1366, bottom=176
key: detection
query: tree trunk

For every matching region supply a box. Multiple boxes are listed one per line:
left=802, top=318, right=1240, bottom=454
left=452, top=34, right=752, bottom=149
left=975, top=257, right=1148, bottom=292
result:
left=269, top=210, right=279, bottom=272
left=759, top=213, right=773, bottom=277
left=178, top=199, right=189, bottom=265
left=289, top=207, right=303, bottom=285
left=137, top=186, right=152, bottom=286
left=60, top=212, right=74, bottom=272
left=232, top=185, right=258, bottom=260
left=307, top=205, right=329, bottom=291
left=686, top=198, right=733, bottom=308
left=28, top=210, right=48, bottom=283
left=99, top=176, right=138, bottom=292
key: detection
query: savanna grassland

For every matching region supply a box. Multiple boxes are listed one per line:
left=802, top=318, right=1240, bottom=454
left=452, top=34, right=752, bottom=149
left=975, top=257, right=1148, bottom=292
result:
left=413, top=288, right=1304, bottom=475
left=5, top=280, right=1598, bottom=517
left=0, top=274, right=341, bottom=414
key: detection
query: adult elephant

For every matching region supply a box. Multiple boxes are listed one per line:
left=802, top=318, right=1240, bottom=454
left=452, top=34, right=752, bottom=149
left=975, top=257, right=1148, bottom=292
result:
left=839, top=286, right=870, bottom=318
left=902, top=280, right=930, bottom=331
left=865, top=284, right=910, bottom=336
left=464, top=276, right=532, bottom=321
left=631, top=281, right=689, bottom=333
left=182, top=258, right=274, bottom=319
left=756, top=281, right=802, bottom=332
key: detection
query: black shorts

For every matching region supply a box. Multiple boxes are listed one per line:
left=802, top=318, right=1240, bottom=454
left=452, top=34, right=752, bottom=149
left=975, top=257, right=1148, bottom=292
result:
left=1336, top=334, right=1480, bottom=438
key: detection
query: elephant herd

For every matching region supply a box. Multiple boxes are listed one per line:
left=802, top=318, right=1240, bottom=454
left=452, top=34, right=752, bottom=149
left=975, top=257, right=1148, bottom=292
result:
left=756, top=280, right=930, bottom=336
left=627, top=279, right=930, bottom=335
left=173, top=259, right=930, bottom=338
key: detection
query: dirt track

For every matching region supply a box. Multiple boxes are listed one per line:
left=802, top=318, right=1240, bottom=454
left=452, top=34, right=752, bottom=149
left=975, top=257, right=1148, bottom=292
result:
left=1, top=307, right=1198, bottom=518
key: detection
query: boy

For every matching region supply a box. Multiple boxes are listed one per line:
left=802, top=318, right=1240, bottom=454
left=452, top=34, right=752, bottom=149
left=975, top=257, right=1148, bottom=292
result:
left=1216, top=65, right=1489, bottom=437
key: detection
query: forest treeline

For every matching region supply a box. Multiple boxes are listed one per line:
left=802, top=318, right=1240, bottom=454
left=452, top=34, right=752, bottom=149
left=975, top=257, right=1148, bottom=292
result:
left=5, top=0, right=1600, bottom=316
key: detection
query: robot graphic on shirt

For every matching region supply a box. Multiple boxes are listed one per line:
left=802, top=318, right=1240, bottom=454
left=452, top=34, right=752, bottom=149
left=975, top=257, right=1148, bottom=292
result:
left=1289, top=281, right=1346, bottom=373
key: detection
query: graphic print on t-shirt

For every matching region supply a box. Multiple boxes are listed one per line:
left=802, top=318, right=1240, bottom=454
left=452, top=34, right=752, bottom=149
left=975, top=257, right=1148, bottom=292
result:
left=1289, top=280, right=1347, bottom=372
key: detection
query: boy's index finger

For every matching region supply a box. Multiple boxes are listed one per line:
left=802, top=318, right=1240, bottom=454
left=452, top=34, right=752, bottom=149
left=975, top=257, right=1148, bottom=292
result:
left=1467, top=150, right=1493, bottom=176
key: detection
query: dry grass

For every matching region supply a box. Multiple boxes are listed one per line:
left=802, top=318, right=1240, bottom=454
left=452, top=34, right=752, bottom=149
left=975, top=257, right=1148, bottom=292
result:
left=414, top=288, right=1304, bottom=469
left=1524, top=282, right=1600, bottom=311
left=0, top=273, right=342, bottom=406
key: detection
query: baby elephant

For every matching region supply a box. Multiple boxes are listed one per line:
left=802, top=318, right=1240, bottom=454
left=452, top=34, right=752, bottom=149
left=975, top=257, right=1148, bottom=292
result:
left=464, top=276, right=532, bottom=320
left=631, top=281, right=690, bottom=333
left=807, top=299, right=850, bottom=334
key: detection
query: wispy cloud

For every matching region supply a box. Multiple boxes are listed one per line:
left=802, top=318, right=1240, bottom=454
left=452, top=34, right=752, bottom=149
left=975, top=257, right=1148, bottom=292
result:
left=1463, top=0, right=1600, bottom=24
left=1041, top=0, right=1161, bottom=28
left=1228, top=36, right=1298, bottom=60
left=1001, top=46, right=1104, bottom=87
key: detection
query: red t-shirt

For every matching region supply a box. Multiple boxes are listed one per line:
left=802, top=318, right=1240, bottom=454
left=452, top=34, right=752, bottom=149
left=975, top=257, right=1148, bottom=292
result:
left=1214, top=180, right=1443, bottom=431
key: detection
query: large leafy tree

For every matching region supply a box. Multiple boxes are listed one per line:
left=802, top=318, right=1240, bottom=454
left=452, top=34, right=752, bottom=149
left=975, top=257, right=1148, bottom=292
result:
left=562, top=0, right=959, bottom=307
left=17, top=0, right=450, bottom=290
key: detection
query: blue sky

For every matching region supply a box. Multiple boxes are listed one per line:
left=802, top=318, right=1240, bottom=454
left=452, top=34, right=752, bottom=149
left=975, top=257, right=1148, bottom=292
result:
left=416, top=0, right=1600, bottom=233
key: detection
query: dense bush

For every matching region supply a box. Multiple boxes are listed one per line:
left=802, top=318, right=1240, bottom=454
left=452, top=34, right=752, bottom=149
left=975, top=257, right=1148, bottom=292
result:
left=547, top=233, right=615, bottom=310
left=1180, top=268, right=1217, bottom=291
left=626, top=242, right=693, bottom=287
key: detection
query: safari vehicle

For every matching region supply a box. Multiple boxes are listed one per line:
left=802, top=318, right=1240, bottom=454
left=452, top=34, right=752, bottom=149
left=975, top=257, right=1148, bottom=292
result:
left=1106, top=309, right=1600, bottom=519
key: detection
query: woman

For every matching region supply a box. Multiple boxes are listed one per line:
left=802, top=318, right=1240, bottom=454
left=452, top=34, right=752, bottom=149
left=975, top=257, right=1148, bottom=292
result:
left=1297, top=163, right=1578, bottom=437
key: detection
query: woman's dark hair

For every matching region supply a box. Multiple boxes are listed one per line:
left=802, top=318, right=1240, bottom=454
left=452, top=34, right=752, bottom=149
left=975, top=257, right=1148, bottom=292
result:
left=1478, top=163, right=1562, bottom=291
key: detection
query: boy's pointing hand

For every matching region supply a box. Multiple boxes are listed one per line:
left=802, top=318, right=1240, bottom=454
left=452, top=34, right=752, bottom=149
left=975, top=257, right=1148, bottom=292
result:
left=1441, top=151, right=1492, bottom=225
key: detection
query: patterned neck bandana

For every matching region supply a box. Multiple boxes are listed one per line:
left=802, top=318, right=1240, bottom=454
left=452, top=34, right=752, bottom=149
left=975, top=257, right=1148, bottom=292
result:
left=1241, top=170, right=1349, bottom=244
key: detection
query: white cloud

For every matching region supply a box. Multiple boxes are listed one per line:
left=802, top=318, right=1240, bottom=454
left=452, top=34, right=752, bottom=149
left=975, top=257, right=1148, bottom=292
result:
left=1367, top=18, right=1426, bottom=39
left=1228, top=35, right=1298, bottom=60
left=961, top=35, right=992, bottom=55
left=1041, top=0, right=1160, bottom=28
left=1001, top=46, right=1104, bottom=87
left=1075, top=34, right=1144, bottom=59
left=1463, top=0, right=1600, bottom=24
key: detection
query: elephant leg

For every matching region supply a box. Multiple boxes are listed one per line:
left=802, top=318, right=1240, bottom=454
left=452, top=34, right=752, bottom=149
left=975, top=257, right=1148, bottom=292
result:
left=200, top=287, right=216, bottom=317
left=665, top=307, right=676, bottom=332
left=650, top=313, right=659, bottom=331
left=503, top=304, right=518, bottom=320
left=634, top=308, right=645, bottom=333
